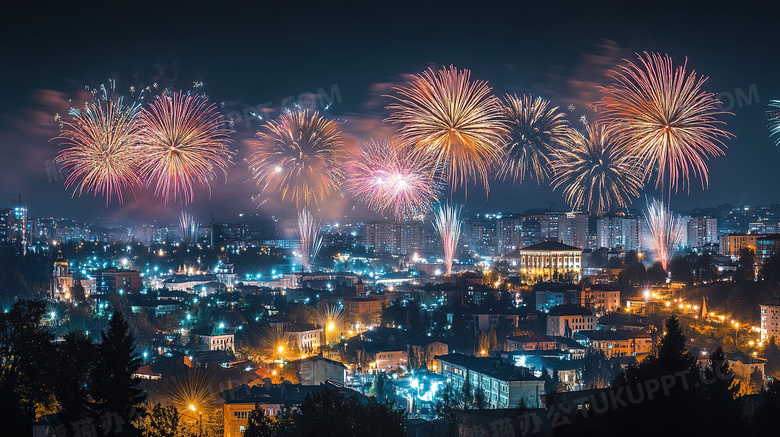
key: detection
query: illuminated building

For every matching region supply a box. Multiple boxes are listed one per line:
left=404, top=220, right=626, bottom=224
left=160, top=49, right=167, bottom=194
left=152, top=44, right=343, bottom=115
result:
left=344, top=296, right=387, bottom=330
left=542, top=211, right=589, bottom=250
left=759, top=298, right=780, bottom=341
left=437, top=353, right=545, bottom=408
left=364, top=220, right=426, bottom=256
left=505, top=334, right=556, bottom=351
left=595, top=216, right=642, bottom=251
left=546, top=305, right=595, bottom=338
left=719, top=233, right=762, bottom=257
left=516, top=241, right=583, bottom=282
left=221, top=382, right=364, bottom=437
left=93, top=268, right=143, bottom=295
left=408, top=340, right=449, bottom=369
left=192, top=325, right=234, bottom=351
left=573, top=330, right=653, bottom=359
left=686, top=216, right=718, bottom=248
left=756, top=234, right=780, bottom=268
left=286, top=356, right=347, bottom=386
left=50, top=248, right=73, bottom=300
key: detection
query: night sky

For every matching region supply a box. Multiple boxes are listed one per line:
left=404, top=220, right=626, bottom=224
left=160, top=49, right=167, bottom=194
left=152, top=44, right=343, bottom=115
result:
left=1, top=1, right=777, bottom=226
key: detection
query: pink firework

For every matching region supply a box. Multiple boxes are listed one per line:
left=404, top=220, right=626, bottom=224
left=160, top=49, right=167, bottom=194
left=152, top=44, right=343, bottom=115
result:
left=347, top=138, right=442, bottom=219
left=55, top=96, right=143, bottom=206
left=645, top=198, right=684, bottom=270
left=137, top=91, right=233, bottom=205
left=432, top=204, right=462, bottom=275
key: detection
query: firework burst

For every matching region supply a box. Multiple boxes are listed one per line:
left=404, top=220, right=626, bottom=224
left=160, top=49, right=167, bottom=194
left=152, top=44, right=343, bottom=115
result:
left=768, top=100, right=780, bottom=146
left=54, top=96, right=142, bottom=205
left=598, top=52, right=732, bottom=195
left=296, top=208, right=323, bottom=272
left=347, top=138, right=442, bottom=219
left=432, top=204, right=462, bottom=275
left=249, top=109, right=346, bottom=206
left=551, top=122, right=644, bottom=215
left=136, top=91, right=233, bottom=205
left=499, top=94, right=571, bottom=184
left=645, top=198, right=684, bottom=270
left=386, top=66, right=508, bottom=192
left=179, top=211, right=199, bottom=243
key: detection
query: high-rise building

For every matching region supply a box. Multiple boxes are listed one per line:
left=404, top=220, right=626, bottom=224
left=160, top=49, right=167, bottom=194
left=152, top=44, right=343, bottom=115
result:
left=364, top=220, right=426, bottom=256
left=463, top=217, right=496, bottom=256
left=496, top=214, right=523, bottom=255
left=596, top=216, right=643, bottom=251
left=543, top=212, right=589, bottom=249
left=687, top=216, right=718, bottom=248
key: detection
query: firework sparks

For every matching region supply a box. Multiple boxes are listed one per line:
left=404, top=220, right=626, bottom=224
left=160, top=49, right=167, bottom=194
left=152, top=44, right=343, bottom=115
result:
left=54, top=96, right=142, bottom=206
left=386, top=66, right=508, bottom=192
left=598, top=52, right=732, bottom=195
left=551, top=122, right=643, bottom=215
left=249, top=109, right=346, bottom=206
left=296, top=208, right=323, bottom=272
left=645, top=198, right=684, bottom=270
left=347, top=138, right=442, bottom=219
left=768, top=100, right=780, bottom=146
left=432, top=204, right=462, bottom=275
left=499, top=94, right=571, bottom=184
left=179, top=211, right=199, bottom=243
left=136, top=91, right=233, bottom=205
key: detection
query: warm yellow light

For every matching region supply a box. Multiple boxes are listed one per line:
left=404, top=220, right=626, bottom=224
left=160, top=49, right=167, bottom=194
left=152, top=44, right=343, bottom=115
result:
left=328, top=322, right=335, bottom=331
left=189, top=404, right=196, bottom=412
left=481, top=350, right=486, bottom=356
left=278, top=345, right=284, bottom=353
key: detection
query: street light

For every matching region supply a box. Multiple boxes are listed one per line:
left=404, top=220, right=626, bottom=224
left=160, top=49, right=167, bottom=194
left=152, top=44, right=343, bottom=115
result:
left=188, top=404, right=202, bottom=437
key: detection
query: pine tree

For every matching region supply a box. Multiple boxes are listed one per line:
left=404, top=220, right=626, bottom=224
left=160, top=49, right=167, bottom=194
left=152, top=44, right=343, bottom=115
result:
left=54, top=331, right=98, bottom=434
left=91, top=311, right=146, bottom=436
left=0, top=300, right=56, bottom=435
left=703, top=346, right=742, bottom=434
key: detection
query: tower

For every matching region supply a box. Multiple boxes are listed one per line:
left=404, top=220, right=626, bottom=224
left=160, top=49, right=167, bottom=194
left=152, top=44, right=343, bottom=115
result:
left=51, top=248, right=72, bottom=300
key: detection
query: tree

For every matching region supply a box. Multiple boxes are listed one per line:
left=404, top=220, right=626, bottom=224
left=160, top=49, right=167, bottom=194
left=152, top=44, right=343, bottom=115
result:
left=752, top=379, right=780, bottom=434
left=0, top=300, right=56, bottom=436
left=91, top=311, right=146, bottom=436
left=646, top=262, right=667, bottom=285
left=54, top=331, right=98, bottom=434
left=273, top=387, right=405, bottom=437
left=369, top=372, right=395, bottom=402
left=761, top=337, right=780, bottom=379
left=434, top=381, right=463, bottom=427
left=581, top=349, right=609, bottom=389
left=669, top=256, right=693, bottom=285
left=695, top=252, right=718, bottom=283
left=734, top=247, right=755, bottom=282
left=702, top=346, right=742, bottom=434
left=139, top=404, right=187, bottom=437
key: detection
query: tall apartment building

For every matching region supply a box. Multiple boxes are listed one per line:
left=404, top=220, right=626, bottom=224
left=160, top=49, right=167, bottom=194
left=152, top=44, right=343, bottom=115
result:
left=463, top=217, right=496, bottom=256
left=596, top=216, right=642, bottom=251
left=542, top=212, right=589, bottom=249
left=496, top=214, right=524, bottom=255
left=686, top=216, right=718, bottom=248
left=759, top=298, right=780, bottom=341
left=364, top=220, right=426, bottom=256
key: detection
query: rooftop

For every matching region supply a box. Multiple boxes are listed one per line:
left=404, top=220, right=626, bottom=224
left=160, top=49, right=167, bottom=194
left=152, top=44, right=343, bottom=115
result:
left=547, top=304, right=594, bottom=317
left=519, top=241, right=583, bottom=252
left=437, top=353, right=541, bottom=382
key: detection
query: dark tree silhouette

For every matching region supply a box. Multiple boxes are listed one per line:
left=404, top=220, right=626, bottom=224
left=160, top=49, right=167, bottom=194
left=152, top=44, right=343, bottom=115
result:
left=91, top=311, right=146, bottom=437
left=0, top=300, right=56, bottom=436
left=54, top=331, right=98, bottom=435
